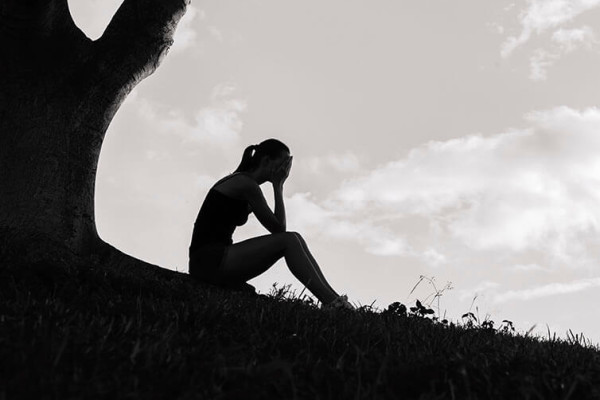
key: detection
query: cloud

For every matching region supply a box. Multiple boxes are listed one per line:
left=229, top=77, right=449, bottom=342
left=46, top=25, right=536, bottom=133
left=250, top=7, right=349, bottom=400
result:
left=501, top=0, right=600, bottom=57
left=193, top=107, right=244, bottom=144
left=130, top=83, right=246, bottom=146
left=510, top=263, right=546, bottom=272
left=421, top=248, right=447, bottom=267
left=552, top=26, right=596, bottom=51
left=329, top=106, right=600, bottom=264
left=527, top=26, right=595, bottom=81
left=487, top=22, right=506, bottom=35
left=304, top=152, right=362, bottom=174
left=171, top=5, right=204, bottom=53
left=286, top=192, right=408, bottom=257
left=493, top=277, right=600, bottom=303
left=327, top=220, right=408, bottom=256
left=498, top=1, right=599, bottom=80
left=529, top=48, right=558, bottom=81
left=328, top=152, right=362, bottom=172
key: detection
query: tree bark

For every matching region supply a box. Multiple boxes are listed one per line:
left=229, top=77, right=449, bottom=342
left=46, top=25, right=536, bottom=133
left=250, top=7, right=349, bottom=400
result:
left=0, top=0, right=189, bottom=269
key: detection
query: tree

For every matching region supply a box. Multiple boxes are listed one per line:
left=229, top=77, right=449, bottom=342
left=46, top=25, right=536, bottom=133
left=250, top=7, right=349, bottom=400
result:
left=0, top=0, right=189, bottom=270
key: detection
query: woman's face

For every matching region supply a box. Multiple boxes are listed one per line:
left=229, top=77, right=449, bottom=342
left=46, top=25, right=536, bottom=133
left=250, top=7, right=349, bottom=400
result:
left=273, top=151, right=290, bottom=168
left=266, top=151, right=291, bottom=179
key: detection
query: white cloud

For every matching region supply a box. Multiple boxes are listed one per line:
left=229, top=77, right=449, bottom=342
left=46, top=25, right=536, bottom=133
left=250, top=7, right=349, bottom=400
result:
left=131, top=83, right=246, bottom=146
left=487, top=22, right=505, bottom=35
left=325, top=219, right=408, bottom=256
left=499, top=2, right=599, bottom=80
left=193, top=107, right=244, bottom=144
left=552, top=26, right=596, bottom=51
left=303, top=152, right=362, bottom=174
left=501, top=0, right=600, bottom=57
left=527, top=26, right=595, bottom=81
left=328, top=152, right=362, bottom=172
left=422, top=248, right=447, bottom=267
left=286, top=192, right=336, bottom=231
left=510, top=263, right=546, bottom=272
left=493, top=277, right=600, bottom=303
left=286, top=192, right=408, bottom=257
left=211, top=83, right=236, bottom=99
left=329, top=106, right=600, bottom=265
left=529, top=48, right=558, bottom=81
left=210, top=83, right=248, bottom=113
left=171, top=5, right=203, bottom=53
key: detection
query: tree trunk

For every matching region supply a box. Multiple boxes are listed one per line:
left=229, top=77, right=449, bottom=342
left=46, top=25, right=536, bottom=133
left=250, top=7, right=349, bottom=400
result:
left=0, top=0, right=189, bottom=268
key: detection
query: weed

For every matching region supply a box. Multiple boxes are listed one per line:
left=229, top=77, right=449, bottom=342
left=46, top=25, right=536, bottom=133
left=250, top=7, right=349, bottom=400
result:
left=408, top=275, right=453, bottom=319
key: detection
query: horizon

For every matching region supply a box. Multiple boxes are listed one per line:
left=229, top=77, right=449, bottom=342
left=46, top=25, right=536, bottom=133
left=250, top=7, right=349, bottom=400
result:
left=69, top=1, right=600, bottom=344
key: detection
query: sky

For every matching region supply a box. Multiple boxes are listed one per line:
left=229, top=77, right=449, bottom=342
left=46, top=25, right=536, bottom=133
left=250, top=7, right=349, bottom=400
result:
left=70, top=0, right=600, bottom=345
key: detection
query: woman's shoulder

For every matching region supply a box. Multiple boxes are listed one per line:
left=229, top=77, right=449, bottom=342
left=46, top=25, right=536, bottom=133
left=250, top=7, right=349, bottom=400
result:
left=213, top=172, right=258, bottom=198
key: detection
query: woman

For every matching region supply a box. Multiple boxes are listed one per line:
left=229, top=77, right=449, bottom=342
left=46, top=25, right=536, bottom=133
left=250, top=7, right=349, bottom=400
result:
left=189, top=138, right=354, bottom=310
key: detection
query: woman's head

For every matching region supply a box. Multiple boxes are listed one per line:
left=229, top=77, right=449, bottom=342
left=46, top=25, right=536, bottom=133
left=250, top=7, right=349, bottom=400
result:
left=234, top=138, right=290, bottom=174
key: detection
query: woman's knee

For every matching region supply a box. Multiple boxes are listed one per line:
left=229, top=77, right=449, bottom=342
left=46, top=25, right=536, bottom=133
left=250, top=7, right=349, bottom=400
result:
left=274, top=231, right=303, bottom=249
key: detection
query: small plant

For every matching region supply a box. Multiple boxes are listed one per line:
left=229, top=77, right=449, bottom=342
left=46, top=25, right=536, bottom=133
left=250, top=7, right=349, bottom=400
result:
left=461, top=312, right=478, bottom=329
left=356, top=300, right=378, bottom=313
left=410, top=299, right=435, bottom=318
left=481, top=319, right=495, bottom=331
left=386, top=276, right=520, bottom=336
left=266, top=282, right=317, bottom=306
left=460, top=312, right=517, bottom=335
left=499, top=320, right=515, bottom=334
left=384, top=301, right=407, bottom=317
left=268, top=282, right=294, bottom=300
left=408, top=275, right=453, bottom=319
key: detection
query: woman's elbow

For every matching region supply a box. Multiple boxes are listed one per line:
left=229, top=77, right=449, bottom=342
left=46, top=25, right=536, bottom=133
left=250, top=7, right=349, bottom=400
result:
left=270, top=223, right=286, bottom=234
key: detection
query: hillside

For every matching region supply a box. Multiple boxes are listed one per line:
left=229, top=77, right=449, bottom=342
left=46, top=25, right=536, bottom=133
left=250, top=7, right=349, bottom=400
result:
left=1, top=259, right=599, bottom=399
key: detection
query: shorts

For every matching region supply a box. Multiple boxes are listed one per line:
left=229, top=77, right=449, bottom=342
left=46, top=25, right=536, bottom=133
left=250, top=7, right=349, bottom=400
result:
left=189, top=243, right=256, bottom=294
left=189, top=242, right=230, bottom=284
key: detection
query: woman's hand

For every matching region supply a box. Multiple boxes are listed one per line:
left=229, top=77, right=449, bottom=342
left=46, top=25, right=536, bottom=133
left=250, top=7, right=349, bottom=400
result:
left=272, top=155, right=293, bottom=187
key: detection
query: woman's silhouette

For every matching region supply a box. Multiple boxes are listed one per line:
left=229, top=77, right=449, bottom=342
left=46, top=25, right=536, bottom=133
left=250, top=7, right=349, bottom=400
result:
left=189, top=139, right=354, bottom=310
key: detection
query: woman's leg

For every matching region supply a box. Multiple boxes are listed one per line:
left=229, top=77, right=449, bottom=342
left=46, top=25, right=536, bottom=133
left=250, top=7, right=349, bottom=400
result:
left=218, top=231, right=340, bottom=304
left=293, top=233, right=339, bottom=296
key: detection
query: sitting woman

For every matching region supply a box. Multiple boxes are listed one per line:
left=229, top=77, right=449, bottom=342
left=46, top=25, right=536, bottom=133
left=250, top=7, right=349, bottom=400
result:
left=189, top=138, right=354, bottom=310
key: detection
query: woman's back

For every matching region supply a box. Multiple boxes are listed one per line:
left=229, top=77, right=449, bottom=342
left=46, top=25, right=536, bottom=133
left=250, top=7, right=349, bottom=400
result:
left=189, top=173, right=250, bottom=251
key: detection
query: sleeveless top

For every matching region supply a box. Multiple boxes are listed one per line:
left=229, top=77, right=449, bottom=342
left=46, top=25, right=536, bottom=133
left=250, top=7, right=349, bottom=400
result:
left=189, top=173, right=250, bottom=253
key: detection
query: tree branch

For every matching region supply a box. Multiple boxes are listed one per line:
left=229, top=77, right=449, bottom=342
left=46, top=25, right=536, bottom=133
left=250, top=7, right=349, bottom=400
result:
left=94, top=0, right=190, bottom=91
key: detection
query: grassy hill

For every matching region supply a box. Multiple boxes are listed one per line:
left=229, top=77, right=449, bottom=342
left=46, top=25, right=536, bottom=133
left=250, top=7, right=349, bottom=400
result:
left=1, top=259, right=599, bottom=399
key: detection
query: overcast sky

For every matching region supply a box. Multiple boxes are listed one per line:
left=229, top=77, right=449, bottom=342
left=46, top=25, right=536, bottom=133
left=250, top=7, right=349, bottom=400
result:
left=70, top=0, right=600, bottom=344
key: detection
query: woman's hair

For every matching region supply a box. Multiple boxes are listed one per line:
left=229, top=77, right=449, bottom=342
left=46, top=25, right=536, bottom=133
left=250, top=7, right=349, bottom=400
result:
left=234, top=138, right=290, bottom=173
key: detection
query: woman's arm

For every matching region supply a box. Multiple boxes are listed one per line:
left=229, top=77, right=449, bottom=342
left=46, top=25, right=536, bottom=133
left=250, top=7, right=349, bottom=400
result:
left=271, top=156, right=292, bottom=232
left=272, top=182, right=286, bottom=232
left=239, top=156, right=292, bottom=234
left=241, top=178, right=286, bottom=234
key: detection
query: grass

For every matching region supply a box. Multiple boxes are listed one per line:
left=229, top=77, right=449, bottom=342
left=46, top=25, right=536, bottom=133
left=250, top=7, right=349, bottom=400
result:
left=1, top=260, right=600, bottom=399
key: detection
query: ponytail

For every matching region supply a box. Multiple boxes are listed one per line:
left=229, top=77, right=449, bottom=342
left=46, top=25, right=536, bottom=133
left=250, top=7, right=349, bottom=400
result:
left=234, top=144, right=257, bottom=173
left=233, top=139, right=290, bottom=173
